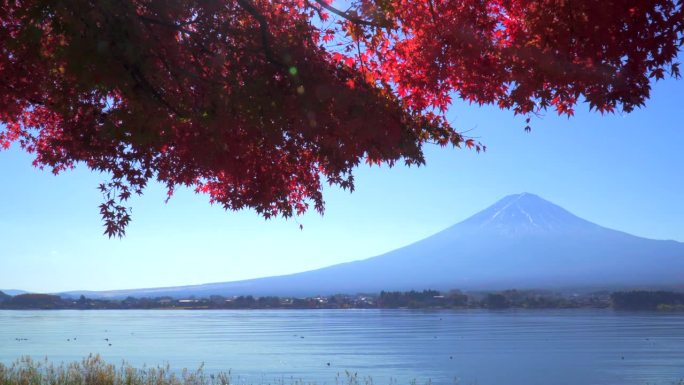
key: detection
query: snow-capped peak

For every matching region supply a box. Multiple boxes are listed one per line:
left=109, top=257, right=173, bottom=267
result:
left=456, top=193, right=597, bottom=236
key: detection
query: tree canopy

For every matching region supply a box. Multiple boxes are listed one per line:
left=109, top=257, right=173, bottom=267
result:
left=1, top=0, right=682, bottom=236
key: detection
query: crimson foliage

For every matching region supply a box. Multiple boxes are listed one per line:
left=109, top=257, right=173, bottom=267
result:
left=1, top=0, right=681, bottom=236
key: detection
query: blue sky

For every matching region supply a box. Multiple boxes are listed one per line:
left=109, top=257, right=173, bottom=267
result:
left=1, top=77, right=683, bottom=293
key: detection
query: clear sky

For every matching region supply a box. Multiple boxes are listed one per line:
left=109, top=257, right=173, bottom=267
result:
left=1, top=77, right=683, bottom=293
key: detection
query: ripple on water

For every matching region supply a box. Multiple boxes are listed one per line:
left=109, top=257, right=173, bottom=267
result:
left=1, top=309, right=684, bottom=385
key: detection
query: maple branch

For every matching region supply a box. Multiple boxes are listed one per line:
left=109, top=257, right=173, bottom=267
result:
left=125, top=63, right=185, bottom=118
left=235, top=0, right=287, bottom=68
left=427, top=0, right=439, bottom=23
left=59, top=3, right=187, bottom=118
left=138, top=15, right=200, bottom=37
left=0, top=78, right=45, bottom=106
left=310, top=0, right=380, bottom=27
left=139, top=7, right=287, bottom=108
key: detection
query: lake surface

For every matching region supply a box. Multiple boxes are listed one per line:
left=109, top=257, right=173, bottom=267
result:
left=1, top=309, right=683, bottom=385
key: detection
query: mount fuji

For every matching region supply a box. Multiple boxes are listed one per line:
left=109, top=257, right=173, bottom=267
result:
left=63, top=193, right=684, bottom=298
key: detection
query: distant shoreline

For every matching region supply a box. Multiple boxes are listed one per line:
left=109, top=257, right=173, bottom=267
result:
left=2, top=289, right=683, bottom=311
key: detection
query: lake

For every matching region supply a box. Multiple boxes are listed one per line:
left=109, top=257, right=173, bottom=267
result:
left=1, top=309, right=683, bottom=385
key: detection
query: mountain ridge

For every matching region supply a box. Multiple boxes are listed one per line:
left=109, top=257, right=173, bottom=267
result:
left=52, top=193, right=684, bottom=298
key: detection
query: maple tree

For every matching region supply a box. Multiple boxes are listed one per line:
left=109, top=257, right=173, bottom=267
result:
left=0, top=0, right=682, bottom=237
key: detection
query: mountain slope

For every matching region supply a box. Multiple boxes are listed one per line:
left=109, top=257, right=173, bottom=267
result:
left=62, top=193, right=684, bottom=298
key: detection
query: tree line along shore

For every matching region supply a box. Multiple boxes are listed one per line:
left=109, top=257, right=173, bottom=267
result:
left=1, top=289, right=683, bottom=311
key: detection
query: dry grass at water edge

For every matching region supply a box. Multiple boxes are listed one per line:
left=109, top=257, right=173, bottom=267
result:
left=3, top=356, right=682, bottom=385
left=0, top=355, right=440, bottom=385
left=0, top=355, right=230, bottom=385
